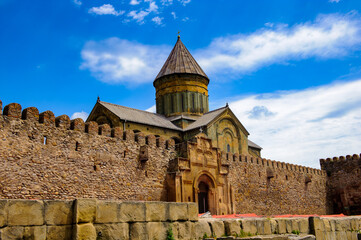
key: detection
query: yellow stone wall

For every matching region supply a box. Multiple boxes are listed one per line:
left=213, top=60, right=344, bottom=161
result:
left=154, top=74, right=209, bottom=117
left=169, top=134, right=234, bottom=215
left=205, top=110, right=249, bottom=155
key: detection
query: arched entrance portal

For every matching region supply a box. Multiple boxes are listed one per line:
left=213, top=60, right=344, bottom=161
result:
left=198, top=182, right=209, bottom=213
left=194, top=172, right=217, bottom=214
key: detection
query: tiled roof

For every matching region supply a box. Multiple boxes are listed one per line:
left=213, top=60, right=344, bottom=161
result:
left=184, top=107, right=227, bottom=131
left=99, top=101, right=182, bottom=131
left=100, top=101, right=261, bottom=149
left=155, top=36, right=209, bottom=80
left=248, top=139, right=262, bottom=149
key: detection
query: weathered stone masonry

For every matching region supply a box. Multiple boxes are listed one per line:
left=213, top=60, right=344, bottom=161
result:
left=0, top=99, right=329, bottom=216
left=0, top=99, right=359, bottom=218
left=0, top=199, right=361, bottom=240
left=0, top=101, right=176, bottom=201
left=321, top=155, right=361, bottom=215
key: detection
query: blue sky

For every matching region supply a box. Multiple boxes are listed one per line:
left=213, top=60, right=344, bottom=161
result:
left=1, top=0, right=361, bottom=168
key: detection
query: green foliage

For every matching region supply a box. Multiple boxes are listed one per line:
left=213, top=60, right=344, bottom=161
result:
left=292, top=230, right=300, bottom=235
left=238, top=230, right=253, bottom=238
left=202, top=233, right=208, bottom=239
left=167, top=227, right=175, bottom=240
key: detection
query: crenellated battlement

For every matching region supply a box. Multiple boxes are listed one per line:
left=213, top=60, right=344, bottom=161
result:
left=225, top=152, right=325, bottom=177
left=0, top=100, right=176, bottom=149
left=0, top=99, right=176, bottom=201
left=320, top=154, right=361, bottom=171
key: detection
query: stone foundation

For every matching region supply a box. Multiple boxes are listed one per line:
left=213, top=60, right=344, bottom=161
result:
left=0, top=199, right=360, bottom=240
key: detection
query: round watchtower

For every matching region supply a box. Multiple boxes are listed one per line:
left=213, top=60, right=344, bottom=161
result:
left=153, top=36, right=209, bottom=117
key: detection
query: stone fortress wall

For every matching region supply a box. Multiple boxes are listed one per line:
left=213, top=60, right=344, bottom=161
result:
left=227, top=153, right=328, bottom=215
left=0, top=100, right=176, bottom=201
left=1, top=198, right=360, bottom=240
left=320, top=154, right=361, bottom=215
left=0, top=98, right=358, bottom=217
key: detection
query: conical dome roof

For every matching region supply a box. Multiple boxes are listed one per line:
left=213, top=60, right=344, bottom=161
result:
left=155, top=36, right=209, bottom=81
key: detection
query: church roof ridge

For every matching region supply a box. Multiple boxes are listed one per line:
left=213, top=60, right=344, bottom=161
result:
left=154, top=36, right=209, bottom=81
left=98, top=101, right=182, bottom=131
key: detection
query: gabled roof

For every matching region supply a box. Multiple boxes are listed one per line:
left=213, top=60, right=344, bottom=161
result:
left=98, top=101, right=182, bottom=131
left=155, top=36, right=209, bottom=80
left=184, top=107, right=227, bottom=131
left=248, top=140, right=262, bottom=150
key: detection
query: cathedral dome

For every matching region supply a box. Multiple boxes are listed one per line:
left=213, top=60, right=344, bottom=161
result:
left=154, top=36, right=209, bottom=117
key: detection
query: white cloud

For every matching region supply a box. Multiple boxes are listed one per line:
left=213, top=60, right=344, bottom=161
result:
left=80, top=38, right=170, bottom=85
left=147, top=1, right=158, bottom=12
left=329, top=0, right=341, bottom=2
left=73, top=0, right=82, bottom=6
left=80, top=13, right=361, bottom=85
left=182, top=17, right=189, bottom=22
left=228, top=79, right=361, bottom=168
left=152, top=16, right=163, bottom=25
left=88, top=4, right=124, bottom=16
left=71, top=111, right=89, bottom=121
left=161, top=0, right=173, bottom=6
left=127, top=0, right=158, bottom=23
left=197, top=13, right=361, bottom=77
left=130, top=0, right=140, bottom=5
left=128, top=10, right=149, bottom=23
left=146, top=105, right=156, bottom=113
left=171, top=12, right=177, bottom=19
left=178, top=0, right=191, bottom=6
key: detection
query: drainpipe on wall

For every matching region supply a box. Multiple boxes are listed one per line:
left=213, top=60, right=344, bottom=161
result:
left=123, top=120, right=127, bottom=131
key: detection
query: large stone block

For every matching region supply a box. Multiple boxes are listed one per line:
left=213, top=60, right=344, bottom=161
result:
left=74, top=199, right=96, bottom=223
left=145, top=202, right=167, bottom=222
left=350, top=218, right=359, bottom=231
left=311, top=217, right=324, bottom=231
left=276, top=219, right=287, bottom=234
left=188, top=203, right=198, bottom=221
left=8, top=200, right=44, bottom=226
left=299, top=218, right=309, bottom=233
left=168, top=202, right=188, bottom=221
left=270, top=219, right=278, bottom=234
left=224, top=219, right=241, bottom=236
left=129, top=222, right=147, bottom=240
left=147, top=222, right=169, bottom=240
left=74, top=223, right=96, bottom=240
left=119, top=202, right=146, bottom=222
left=208, top=220, right=225, bottom=238
left=23, top=226, right=46, bottom=240
left=241, top=219, right=257, bottom=235
left=94, top=223, right=129, bottom=240
left=96, top=201, right=119, bottom=223
left=256, top=219, right=271, bottom=235
left=1, top=226, right=24, bottom=240
left=0, top=200, right=8, bottom=227
left=336, top=231, right=347, bottom=240
left=191, top=220, right=212, bottom=240
left=174, top=221, right=192, bottom=240
left=323, top=219, right=331, bottom=232
left=46, top=225, right=73, bottom=240
left=314, top=229, right=325, bottom=240
left=45, top=200, right=73, bottom=225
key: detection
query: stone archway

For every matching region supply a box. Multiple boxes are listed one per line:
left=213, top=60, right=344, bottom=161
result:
left=194, top=173, right=217, bottom=214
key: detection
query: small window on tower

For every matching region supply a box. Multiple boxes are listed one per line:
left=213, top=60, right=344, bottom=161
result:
left=192, top=94, right=195, bottom=112
left=227, top=144, right=231, bottom=153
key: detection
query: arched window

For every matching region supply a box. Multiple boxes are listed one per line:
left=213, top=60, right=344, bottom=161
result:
left=227, top=144, right=231, bottom=153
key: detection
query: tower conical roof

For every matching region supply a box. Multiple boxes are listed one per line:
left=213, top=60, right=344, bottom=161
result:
left=155, top=36, right=209, bottom=81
